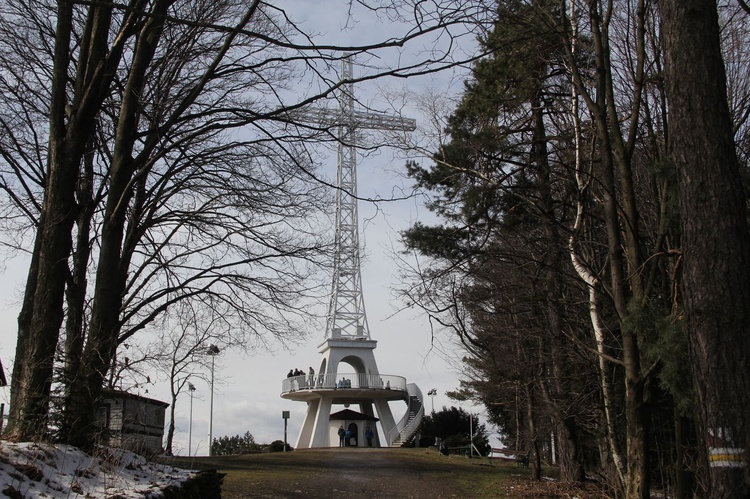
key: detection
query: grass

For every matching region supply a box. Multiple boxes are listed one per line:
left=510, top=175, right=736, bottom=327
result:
left=165, top=446, right=531, bottom=498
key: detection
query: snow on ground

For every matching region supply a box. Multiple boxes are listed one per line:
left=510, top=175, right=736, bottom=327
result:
left=0, top=441, right=195, bottom=498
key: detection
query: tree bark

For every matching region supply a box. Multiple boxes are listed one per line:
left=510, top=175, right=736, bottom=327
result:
left=525, top=381, right=542, bottom=481
left=532, top=98, right=586, bottom=483
left=8, top=0, right=133, bottom=441
left=63, top=0, right=169, bottom=448
left=7, top=2, right=78, bottom=440
left=659, top=0, right=750, bottom=495
left=571, top=2, right=651, bottom=495
left=63, top=142, right=96, bottom=398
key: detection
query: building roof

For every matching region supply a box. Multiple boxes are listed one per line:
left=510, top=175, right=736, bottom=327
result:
left=329, top=408, right=379, bottom=421
left=101, top=389, right=169, bottom=408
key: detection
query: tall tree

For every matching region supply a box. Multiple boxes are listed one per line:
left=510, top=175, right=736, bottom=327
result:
left=402, top=0, right=718, bottom=495
left=7, top=0, right=127, bottom=440
left=659, top=0, right=750, bottom=495
left=403, top=0, right=591, bottom=482
left=0, top=0, right=485, bottom=447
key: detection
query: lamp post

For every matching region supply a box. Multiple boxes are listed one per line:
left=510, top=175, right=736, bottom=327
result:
left=207, top=344, right=220, bottom=456
left=427, top=388, right=437, bottom=414
left=282, top=411, right=290, bottom=452
left=469, top=411, right=474, bottom=457
left=188, top=382, right=196, bottom=456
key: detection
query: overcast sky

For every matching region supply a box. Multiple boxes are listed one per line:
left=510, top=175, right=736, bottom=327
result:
left=0, top=0, right=497, bottom=454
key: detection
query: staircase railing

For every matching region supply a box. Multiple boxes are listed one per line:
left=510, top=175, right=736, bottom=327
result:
left=388, top=383, right=424, bottom=446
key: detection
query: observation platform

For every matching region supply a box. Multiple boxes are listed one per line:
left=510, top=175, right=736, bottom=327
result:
left=281, top=373, right=408, bottom=405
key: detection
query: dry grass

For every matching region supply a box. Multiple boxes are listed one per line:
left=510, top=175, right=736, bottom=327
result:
left=164, top=447, right=607, bottom=498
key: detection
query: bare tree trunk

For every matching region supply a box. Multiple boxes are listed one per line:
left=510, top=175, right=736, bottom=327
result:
left=8, top=0, right=135, bottom=442
left=659, top=0, right=750, bottom=495
left=531, top=98, right=585, bottom=483
left=63, top=142, right=96, bottom=395
left=8, top=2, right=79, bottom=441
left=566, top=2, right=651, bottom=494
left=63, top=1, right=169, bottom=448
left=566, top=2, right=625, bottom=486
left=525, top=382, right=542, bottom=481
left=165, top=395, right=177, bottom=455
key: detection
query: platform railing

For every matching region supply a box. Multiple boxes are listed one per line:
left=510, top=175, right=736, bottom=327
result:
left=281, top=373, right=406, bottom=393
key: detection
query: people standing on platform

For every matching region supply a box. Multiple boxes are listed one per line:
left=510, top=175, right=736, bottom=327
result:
left=344, top=428, right=351, bottom=446
left=293, top=368, right=305, bottom=388
left=365, top=426, right=374, bottom=447
left=338, top=425, right=346, bottom=447
left=308, top=367, right=315, bottom=387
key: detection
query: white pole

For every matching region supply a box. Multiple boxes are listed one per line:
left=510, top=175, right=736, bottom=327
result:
left=209, top=354, right=215, bottom=456
left=206, top=345, right=220, bottom=456
left=470, top=412, right=474, bottom=457
left=189, top=390, right=194, bottom=456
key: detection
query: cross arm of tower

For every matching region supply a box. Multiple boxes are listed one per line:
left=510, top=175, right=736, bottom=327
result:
left=285, top=106, right=416, bottom=132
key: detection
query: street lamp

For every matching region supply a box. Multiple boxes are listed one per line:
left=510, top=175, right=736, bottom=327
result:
left=188, top=382, right=196, bottom=456
left=469, top=411, right=474, bottom=457
left=427, top=389, right=437, bottom=414
left=207, top=344, right=220, bottom=456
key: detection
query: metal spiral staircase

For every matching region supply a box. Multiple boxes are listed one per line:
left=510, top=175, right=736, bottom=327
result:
left=389, top=384, right=425, bottom=447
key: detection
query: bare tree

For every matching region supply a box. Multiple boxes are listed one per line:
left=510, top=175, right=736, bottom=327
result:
left=0, top=0, right=489, bottom=447
left=132, top=302, right=235, bottom=456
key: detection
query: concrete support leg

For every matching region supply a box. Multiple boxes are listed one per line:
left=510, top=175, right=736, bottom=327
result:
left=296, top=399, right=319, bottom=449
left=374, top=399, right=397, bottom=446
left=310, top=397, right=333, bottom=447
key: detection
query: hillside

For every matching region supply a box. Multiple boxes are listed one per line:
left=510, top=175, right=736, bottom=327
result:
left=165, top=446, right=607, bottom=498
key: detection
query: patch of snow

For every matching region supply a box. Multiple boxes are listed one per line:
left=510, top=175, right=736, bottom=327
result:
left=0, top=441, right=195, bottom=498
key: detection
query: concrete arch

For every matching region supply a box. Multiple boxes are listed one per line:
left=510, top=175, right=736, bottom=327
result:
left=338, top=355, right=366, bottom=373
left=292, top=338, right=399, bottom=448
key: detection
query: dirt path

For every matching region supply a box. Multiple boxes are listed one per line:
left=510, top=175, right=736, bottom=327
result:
left=170, top=447, right=514, bottom=498
left=167, top=447, right=608, bottom=498
left=221, top=448, right=488, bottom=498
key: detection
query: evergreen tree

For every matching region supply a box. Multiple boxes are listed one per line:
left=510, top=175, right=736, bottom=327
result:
left=417, top=406, right=491, bottom=456
left=404, top=0, right=589, bottom=482
left=211, top=431, right=261, bottom=456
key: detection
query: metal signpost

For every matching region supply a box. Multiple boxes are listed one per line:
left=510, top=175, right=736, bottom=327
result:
left=282, top=411, right=290, bottom=451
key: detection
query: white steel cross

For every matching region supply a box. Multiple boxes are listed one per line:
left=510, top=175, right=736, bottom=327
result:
left=295, top=57, right=416, bottom=340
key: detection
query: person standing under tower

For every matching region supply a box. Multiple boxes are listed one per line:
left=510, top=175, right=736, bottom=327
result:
left=338, top=425, right=345, bottom=447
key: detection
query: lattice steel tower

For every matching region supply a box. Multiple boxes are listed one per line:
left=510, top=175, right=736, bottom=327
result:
left=281, top=57, right=423, bottom=449
left=325, top=57, right=415, bottom=340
